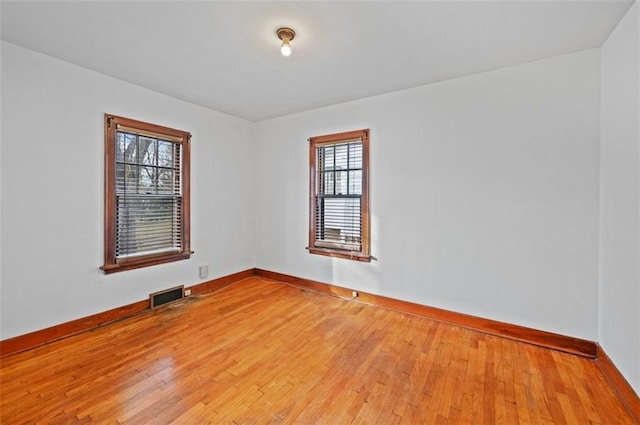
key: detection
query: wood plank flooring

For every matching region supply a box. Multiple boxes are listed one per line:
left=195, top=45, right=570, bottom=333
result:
left=0, top=277, right=635, bottom=424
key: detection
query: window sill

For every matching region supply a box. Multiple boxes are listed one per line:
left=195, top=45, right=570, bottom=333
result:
left=308, top=247, right=371, bottom=262
left=101, top=251, right=192, bottom=274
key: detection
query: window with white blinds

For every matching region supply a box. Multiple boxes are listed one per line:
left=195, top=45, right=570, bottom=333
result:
left=102, top=115, right=191, bottom=274
left=309, top=129, right=370, bottom=262
left=115, top=131, right=182, bottom=257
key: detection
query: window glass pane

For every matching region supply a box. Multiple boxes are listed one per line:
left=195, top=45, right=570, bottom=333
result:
left=158, top=169, right=175, bottom=194
left=349, top=143, right=363, bottom=169
left=323, top=170, right=335, bottom=195
left=335, top=144, right=348, bottom=169
left=137, top=136, right=149, bottom=164
left=140, top=166, right=158, bottom=194
left=124, top=164, right=138, bottom=193
left=115, top=163, right=125, bottom=192
left=116, top=133, right=125, bottom=163
left=322, top=146, right=334, bottom=170
left=122, top=133, right=137, bottom=164
left=158, top=140, right=174, bottom=168
left=140, top=138, right=157, bottom=166
left=335, top=170, right=348, bottom=195
left=316, top=198, right=361, bottom=245
left=116, top=195, right=181, bottom=257
left=349, top=170, right=362, bottom=195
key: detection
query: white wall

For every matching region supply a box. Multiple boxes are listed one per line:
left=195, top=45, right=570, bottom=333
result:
left=0, top=41, right=4, bottom=336
left=2, top=20, right=637, bottom=394
left=255, top=49, right=602, bottom=341
left=599, top=1, right=640, bottom=395
left=0, top=42, right=256, bottom=339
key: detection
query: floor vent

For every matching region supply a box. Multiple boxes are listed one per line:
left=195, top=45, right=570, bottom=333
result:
left=150, top=285, right=184, bottom=309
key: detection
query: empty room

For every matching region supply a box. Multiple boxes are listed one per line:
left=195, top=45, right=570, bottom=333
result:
left=1, top=0, right=639, bottom=423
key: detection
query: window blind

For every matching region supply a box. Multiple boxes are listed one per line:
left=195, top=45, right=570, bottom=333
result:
left=115, top=130, right=183, bottom=259
left=314, top=141, right=363, bottom=251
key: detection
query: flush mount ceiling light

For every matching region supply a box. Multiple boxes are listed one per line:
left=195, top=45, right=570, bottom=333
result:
left=276, top=27, right=295, bottom=57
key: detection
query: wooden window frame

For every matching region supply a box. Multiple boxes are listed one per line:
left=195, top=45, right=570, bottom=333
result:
left=309, top=129, right=371, bottom=262
left=101, top=114, right=192, bottom=274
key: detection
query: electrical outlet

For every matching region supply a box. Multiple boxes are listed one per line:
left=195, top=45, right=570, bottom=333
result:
left=199, top=265, right=209, bottom=279
left=352, top=291, right=359, bottom=298
left=184, top=289, right=192, bottom=296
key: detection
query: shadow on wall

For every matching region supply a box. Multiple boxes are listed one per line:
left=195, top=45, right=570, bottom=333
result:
left=331, top=213, right=380, bottom=294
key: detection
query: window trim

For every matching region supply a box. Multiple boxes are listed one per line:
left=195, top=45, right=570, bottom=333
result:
left=101, top=114, right=192, bottom=274
left=308, top=129, right=370, bottom=262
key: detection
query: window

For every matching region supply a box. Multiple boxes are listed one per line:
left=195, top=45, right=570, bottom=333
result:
left=309, top=129, right=370, bottom=261
left=101, top=114, right=191, bottom=273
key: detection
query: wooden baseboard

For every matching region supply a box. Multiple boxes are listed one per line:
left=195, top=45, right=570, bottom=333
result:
left=0, top=266, right=606, bottom=363
left=596, top=344, right=640, bottom=423
left=0, top=269, right=254, bottom=357
left=0, top=299, right=149, bottom=358
left=189, top=269, right=255, bottom=296
left=4, top=266, right=637, bottom=420
left=254, top=268, right=597, bottom=358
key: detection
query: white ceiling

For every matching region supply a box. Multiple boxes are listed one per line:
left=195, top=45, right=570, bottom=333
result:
left=0, top=1, right=633, bottom=122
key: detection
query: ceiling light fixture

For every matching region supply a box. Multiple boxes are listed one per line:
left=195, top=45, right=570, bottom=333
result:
left=277, top=27, right=295, bottom=57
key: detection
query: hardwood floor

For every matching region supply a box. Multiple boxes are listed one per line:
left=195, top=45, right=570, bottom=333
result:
left=0, top=277, right=635, bottom=424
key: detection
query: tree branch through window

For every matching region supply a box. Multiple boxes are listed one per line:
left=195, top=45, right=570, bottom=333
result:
left=102, top=114, right=191, bottom=273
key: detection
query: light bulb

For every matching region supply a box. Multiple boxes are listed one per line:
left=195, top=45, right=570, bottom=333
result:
left=280, top=41, right=292, bottom=57
left=276, top=27, right=295, bottom=57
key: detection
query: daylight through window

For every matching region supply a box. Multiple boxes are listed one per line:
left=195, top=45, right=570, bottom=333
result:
left=309, top=129, right=370, bottom=261
left=102, top=114, right=191, bottom=273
